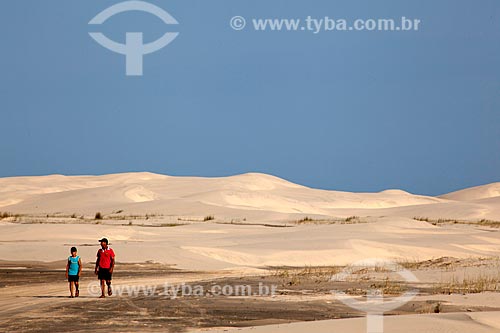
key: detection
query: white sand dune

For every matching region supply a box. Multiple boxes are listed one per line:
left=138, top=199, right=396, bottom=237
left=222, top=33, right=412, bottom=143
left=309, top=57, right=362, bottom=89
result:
left=440, top=182, right=500, bottom=201
left=1, top=172, right=499, bottom=269
left=0, top=172, right=498, bottom=221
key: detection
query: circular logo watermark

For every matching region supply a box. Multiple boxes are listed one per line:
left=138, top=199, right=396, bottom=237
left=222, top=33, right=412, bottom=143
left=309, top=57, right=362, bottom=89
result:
left=88, top=1, right=180, bottom=76
left=330, top=258, right=419, bottom=333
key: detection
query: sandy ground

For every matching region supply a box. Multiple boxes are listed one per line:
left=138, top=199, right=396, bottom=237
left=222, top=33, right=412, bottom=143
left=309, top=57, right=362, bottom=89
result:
left=1, top=259, right=500, bottom=333
left=1, top=217, right=499, bottom=270
left=190, top=312, right=500, bottom=333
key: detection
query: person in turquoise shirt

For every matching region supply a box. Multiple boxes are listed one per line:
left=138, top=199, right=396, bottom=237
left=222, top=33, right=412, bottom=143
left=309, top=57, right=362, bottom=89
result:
left=65, top=246, right=82, bottom=298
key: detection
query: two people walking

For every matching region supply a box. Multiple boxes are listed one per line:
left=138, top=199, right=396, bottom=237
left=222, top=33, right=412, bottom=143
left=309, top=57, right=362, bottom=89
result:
left=65, top=237, right=115, bottom=298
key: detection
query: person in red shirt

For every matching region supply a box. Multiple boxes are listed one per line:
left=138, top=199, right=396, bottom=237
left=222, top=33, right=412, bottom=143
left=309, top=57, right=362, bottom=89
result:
left=94, top=238, right=115, bottom=298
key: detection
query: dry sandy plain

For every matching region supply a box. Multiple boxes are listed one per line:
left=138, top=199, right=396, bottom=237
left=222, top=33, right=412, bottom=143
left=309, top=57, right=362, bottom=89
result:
left=0, top=172, right=499, bottom=332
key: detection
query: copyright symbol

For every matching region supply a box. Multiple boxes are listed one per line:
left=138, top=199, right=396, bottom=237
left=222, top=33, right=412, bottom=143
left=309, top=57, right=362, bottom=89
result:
left=230, top=16, right=246, bottom=30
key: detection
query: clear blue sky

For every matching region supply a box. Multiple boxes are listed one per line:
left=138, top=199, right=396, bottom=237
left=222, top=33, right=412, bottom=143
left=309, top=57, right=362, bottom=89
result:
left=0, top=0, right=499, bottom=195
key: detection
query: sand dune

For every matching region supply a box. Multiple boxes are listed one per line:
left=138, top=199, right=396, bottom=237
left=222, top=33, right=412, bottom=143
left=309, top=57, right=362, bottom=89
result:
left=440, top=182, right=500, bottom=201
left=1, top=172, right=498, bottom=221
left=1, top=172, right=499, bottom=271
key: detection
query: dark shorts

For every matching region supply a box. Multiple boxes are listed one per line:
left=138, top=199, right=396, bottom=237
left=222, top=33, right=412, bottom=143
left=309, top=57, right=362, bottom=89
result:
left=68, top=275, right=79, bottom=282
left=98, top=268, right=112, bottom=281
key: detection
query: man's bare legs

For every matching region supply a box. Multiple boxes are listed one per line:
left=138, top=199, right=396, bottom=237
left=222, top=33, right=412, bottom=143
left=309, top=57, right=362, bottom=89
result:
left=106, top=280, right=112, bottom=296
left=100, top=279, right=112, bottom=297
left=100, top=279, right=106, bottom=298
